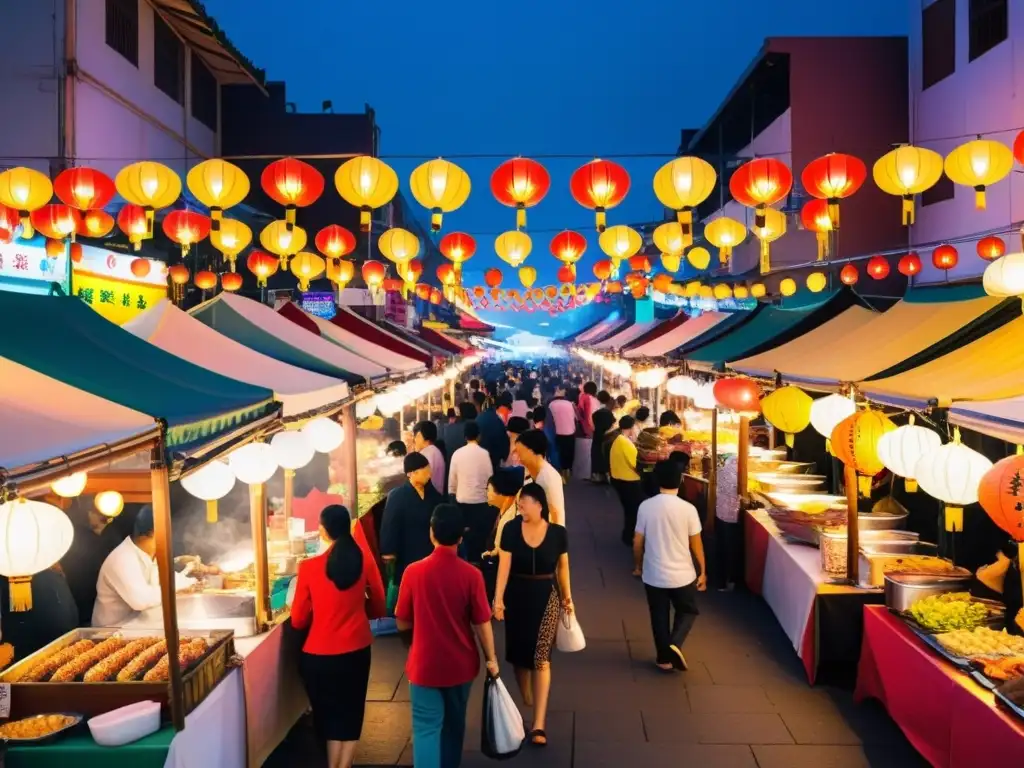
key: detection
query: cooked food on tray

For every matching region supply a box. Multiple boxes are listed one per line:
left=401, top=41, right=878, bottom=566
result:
left=976, top=656, right=1024, bottom=681
left=143, top=638, right=209, bottom=682
left=0, top=714, right=78, bottom=740
left=937, top=627, right=1024, bottom=658
left=21, top=640, right=96, bottom=682
left=908, top=593, right=991, bottom=632
left=49, top=638, right=127, bottom=682
left=83, top=638, right=161, bottom=682
left=999, top=674, right=1024, bottom=706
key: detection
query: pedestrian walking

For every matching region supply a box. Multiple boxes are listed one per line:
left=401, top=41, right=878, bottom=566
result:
left=547, top=384, right=578, bottom=483
left=380, top=453, right=444, bottom=588
left=448, top=421, right=497, bottom=566
left=513, top=430, right=566, bottom=527
left=413, top=421, right=446, bottom=495
left=610, top=416, right=644, bottom=546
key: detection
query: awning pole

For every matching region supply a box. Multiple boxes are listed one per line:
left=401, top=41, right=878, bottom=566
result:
left=341, top=404, right=358, bottom=514
left=249, top=483, right=270, bottom=630
left=706, top=408, right=718, bottom=535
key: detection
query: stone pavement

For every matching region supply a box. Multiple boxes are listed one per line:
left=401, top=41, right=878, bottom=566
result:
left=267, top=481, right=927, bottom=767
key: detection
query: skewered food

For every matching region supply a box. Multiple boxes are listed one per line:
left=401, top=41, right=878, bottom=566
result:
left=908, top=593, right=990, bottom=632
left=937, top=627, right=1024, bottom=658
left=49, top=638, right=126, bottom=682
left=21, top=640, right=96, bottom=682
left=83, top=638, right=161, bottom=682
left=142, top=638, right=209, bottom=682
left=977, top=656, right=1024, bottom=681
left=116, top=640, right=168, bottom=682
left=0, top=714, right=77, bottom=739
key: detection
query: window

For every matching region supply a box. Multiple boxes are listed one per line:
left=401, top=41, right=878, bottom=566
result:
left=921, top=0, right=955, bottom=89
left=190, top=52, right=218, bottom=131
left=969, top=0, right=1008, bottom=61
left=105, top=0, right=138, bottom=66
left=921, top=175, right=955, bottom=206
left=153, top=14, right=184, bottom=103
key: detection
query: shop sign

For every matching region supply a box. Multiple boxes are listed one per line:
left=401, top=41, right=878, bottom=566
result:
left=75, top=246, right=167, bottom=287
left=0, top=239, right=69, bottom=293
left=302, top=292, right=336, bottom=319
left=73, top=272, right=168, bottom=325
left=652, top=290, right=757, bottom=313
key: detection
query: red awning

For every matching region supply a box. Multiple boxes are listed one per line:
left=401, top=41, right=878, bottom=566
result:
left=329, top=306, right=433, bottom=366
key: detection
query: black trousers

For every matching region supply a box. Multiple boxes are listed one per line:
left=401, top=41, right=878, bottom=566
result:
left=555, top=434, right=576, bottom=474
left=644, top=583, right=700, bottom=665
left=611, top=479, right=644, bottom=544
left=714, top=519, right=743, bottom=588
left=458, top=501, right=497, bottom=566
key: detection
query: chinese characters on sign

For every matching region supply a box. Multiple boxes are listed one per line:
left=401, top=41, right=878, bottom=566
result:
left=73, top=271, right=164, bottom=325
left=301, top=292, right=337, bottom=320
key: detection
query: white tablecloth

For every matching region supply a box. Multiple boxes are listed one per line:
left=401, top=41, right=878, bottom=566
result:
left=164, top=667, right=246, bottom=768
left=761, top=534, right=826, bottom=653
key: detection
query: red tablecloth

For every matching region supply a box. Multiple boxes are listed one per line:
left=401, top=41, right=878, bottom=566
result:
left=744, top=508, right=770, bottom=595
left=856, top=605, right=1024, bottom=767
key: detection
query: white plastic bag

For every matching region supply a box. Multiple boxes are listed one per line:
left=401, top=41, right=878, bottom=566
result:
left=481, top=675, right=525, bottom=759
left=556, top=610, right=586, bottom=652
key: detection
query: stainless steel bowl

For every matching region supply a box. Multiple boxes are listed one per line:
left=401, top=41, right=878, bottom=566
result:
left=858, top=511, right=908, bottom=531
left=749, top=460, right=816, bottom=475
left=884, top=572, right=973, bottom=612
left=862, top=541, right=938, bottom=556
left=753, top=473, right=827, bottom=492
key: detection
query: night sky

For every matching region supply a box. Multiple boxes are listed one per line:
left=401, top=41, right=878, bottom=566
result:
left=205, top=0, right=906, bottom=332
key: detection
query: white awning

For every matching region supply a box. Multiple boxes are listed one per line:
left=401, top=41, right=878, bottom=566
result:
left=623, top=312, right=731, bottom=359
left=593, top=320, right=661, bottom=351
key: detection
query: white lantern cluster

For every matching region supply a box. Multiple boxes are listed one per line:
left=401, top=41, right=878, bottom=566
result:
left=983, top=252, right=1024, bottom=305
left=181, top=459, right=236, bottom=522
left=666, top=375, right=698, bottom=397
left=635, top=367, right=669, bottom=389
left=368, top=374, right=447, bottom=418
left=692, top=382, right=718, bottom=410
left=228, top=442, right=279, bottom=485
left=876, top=416, right=942, bottom=492
left=573, top=348, right=633, bottom=379
left=0, top=498, right=75, bottom=611
left=810, top=394, right=857, bottom=443
left=914, top=431, right=992, bottom=510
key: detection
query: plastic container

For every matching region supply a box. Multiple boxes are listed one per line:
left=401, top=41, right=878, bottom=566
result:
left=87, top=700, right=161, bottom=746
left=820, top=531, right=848, bottom=578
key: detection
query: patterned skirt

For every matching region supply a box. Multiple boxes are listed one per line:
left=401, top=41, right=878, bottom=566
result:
left=504, top=576, right=559, bottom=670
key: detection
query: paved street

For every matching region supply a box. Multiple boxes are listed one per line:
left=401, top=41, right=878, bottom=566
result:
left=268, top=481, right=927, bottom=767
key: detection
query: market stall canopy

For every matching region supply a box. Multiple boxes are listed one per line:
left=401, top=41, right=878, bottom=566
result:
left=580, top=316, right=632, bottom=346
left=729, top=305, right=879, bottom=379
left=125, top=299, right=350, bottom=418
left=0, top=355, right=157, bottom=471
left=621, top=312, right=686, bottom=355
left=418, top=326, right=468, bottom=355
left=459, top=313, right=493, bottom=333
left=559, top=314, right=609, bottom=344
left=860, top=311, right=1024, bottom=409
left=380, top=319, right=455, bottom=358
left=277, top=302, right=424, bottom=376
left=683, top=290, right=866, bottom=372
left=672, top=304, right=765, bottom=358
left=331, top=306, right=434, bottom=367
left=190, top=293, right=382, bottom=385
left=593, top=320, right=662, bottom=351
left=624, top=311, right=737, bottom=359
left=765, top=285, right=1008, bottom=391
left=949, top=396, right=1024, bottom=445
left=0, top=293, right=276, bottom=452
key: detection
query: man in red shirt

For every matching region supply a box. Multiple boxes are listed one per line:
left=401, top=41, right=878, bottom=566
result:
left=395, top=504, right=499, bottom=768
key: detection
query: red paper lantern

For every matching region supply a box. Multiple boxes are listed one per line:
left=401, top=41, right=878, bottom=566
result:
left=0, top=204, right=19, bottom=241
left=31, top=204, right=81, bottom=241
left=729, top=158, right=793, bottom=227
left=436, top=263, right=456, bottom=286
left=593, top=259, right=613, bottom=281
left=1014, top=130, right=1024, bottom=167
left=652, top=274, right=673, bottom=293
left=314, top=224, right=356, bottom=259
left=439, top=232, right=477, bottom=263
left=162, top=209, right=211, bottom=256
left=979, top=455, right=1024, bottom=541
left=800, top=153, right=867, bottom=228
left=489, top=287, right=501, bottom=300
left=866, top=255, right=890, bottom=280
left=69, top=243, right=82, bottom=263
left=543, top=285, right=556, bottom=299
left=932, top=243, right=958, bottom=271
left=977, top=236, right=1006, bottom=261
left=117, top=204, right=149, bottom=249
left=569, top=160, right=630, bottom=231
left=221, top=272, right=243, bottom=292
left=472, top=286, right=485, bottom=298
left=80, top=209, right=115, bottom=238
left=491, top=158, right=551, bottom=228
left=130, top=258, right=151, bottom=278
left=260, top=158, right=325, bottom=224
left=429, top=288, right=442, bottom=304
left=194, top=270, right=218, bottom=291
left=415, top=283, right=432, bottom=300
left=550, top=230, right=587, bottom=263
left=628, top=254, right=651, bottom=274
left=168, top=264, right=190, bottom=285
left=53, top=167, right=116, bottom=211
left=840, top=264, right=859, bottom=285
left=44, top=238, right=64, bottom=258
left=382, top=277, right=403, bottom=293
left=404, top=258, right=423, bottom=283
left=361, top=260, right=386, bottom=289
left=247, top=250, right=279, bottom=287
left=713, top=377, right=761, bottom=413
left=557, top=265, right=575, bottom=284
left=484, top=268, right=503, bottom=288
left=898, top=252, right=922, bottom=276
left=800, top=199, right=833, bottom=260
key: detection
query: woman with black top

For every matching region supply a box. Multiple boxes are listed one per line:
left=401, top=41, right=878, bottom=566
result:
left=493, top=483, right=572, bottom=747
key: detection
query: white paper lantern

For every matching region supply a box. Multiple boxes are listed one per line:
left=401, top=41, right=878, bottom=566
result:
left=51, top=471, right=88, bottom=498
left=876, top=416, right=942, bottom=491
left=374, top=392, right=402, bottom=417
left=810, top=394, right=857, bottom=440
left=355, top=397, right=377, bottom=420
left=692, top=382, right=718, bottom=410
left=666, top=375, right=697, bottom=398
left=181, top=459, right=236, bottom=523
left=983, top=252, right=1024, bottom=301
left=635, top=367, right=668, bottom=389
left=302, top=418, right=345, bottom=453
left=271, top=430, right=315, bottom=471
left=228, top=442, right=279, bottom=485
left=0, top=498, right=74, bottom=611
left=914, top=438, right=992, bottom=506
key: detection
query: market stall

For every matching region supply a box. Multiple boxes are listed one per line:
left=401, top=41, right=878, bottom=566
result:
left=592, top=318, right=662, bottom=351
left=623, top=310, right=742, bottom=359
left=619, top=310, right=686, bottom=355
left=331, top=305, right=435, bottom=366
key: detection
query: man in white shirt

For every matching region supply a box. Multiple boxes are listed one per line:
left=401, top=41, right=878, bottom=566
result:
left=513, top=429, right=566, bottom=527
left=413, top=420, right=446, bottom=495
left=633, top=460, right=706, bottom=672
left=448, top=421, right=497, bottom=565
left=93, top=506, right=196, bottom=627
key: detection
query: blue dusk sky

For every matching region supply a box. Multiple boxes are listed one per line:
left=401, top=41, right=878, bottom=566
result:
left=205, top=0, right=907, bottom=331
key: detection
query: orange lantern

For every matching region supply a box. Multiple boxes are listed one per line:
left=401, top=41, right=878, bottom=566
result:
left=117, top=204, right=149, bottom=250
left=530, top=288, right=543, bottom=302
left=361, top=260, right=386, bottom=292
left=221, top=272, right=243, bottom=292
left=840, top=264, right=859, bottom=285
left=485, top=268, right=503, bottom=288
left=328, top=259, right=355, bottom=287
left=81, top=209, right=115, bottom=238
left=550, top=230, right=587, bottom=264
left=729, top=157, right=793, bottom=228
left=194, top=270, right=217, bottom=291
left=31, top=204, right=80, bottom=242
left=429, top=288, right=442, bottom=305
left=382, top=277, right=403, bottom=293
left=569, top=159, right=630, bottom=231
left=53, top=167, right=116, bottom=212
left=489, top=287, right=502, bottom=301
left=593, top=259, right=613, bottom=281
left=315, top=224, right=356, bottom=259
left=557, top=265, right=575, bottom=284
left=0, top=204, right=19, bottom=241
left=800, top=199, right=833, bottom=260
left=130, top=258, right=151, bottom=278
left=606, top=281, right=622, bottom=294
left=439, top=232, right=476, bottom=276
left=831, top=409, right=896, bottom=496
left=630, top=280, right=648, bottom=300
left=978, top=236, right=1006, bottom=261
left=491, top=158, right=550, bottom=228
left=473, top=286, right=485, bottom=298
left=260, top=158, right=324, bottom=226
left=404, top=258, right=423, bottom=283
left=978, top=455, right=1024, bottom=542
left=801, top=153, right=867, bottom=228
left=713, top=377, right=761, bottom=413
left=44, top=239, right=64, bottom=258
left=652, top=273, right=673, bottom=294
left=415, top=283, right=432, bottom=300
left=932, top=244, right=959, bottom=271
left=162, top=210, right=211, bottom=256
left=628, top=254, right=651, bottom=274
left=898, top=252, right=922, bottom=277
left=69, top=243, right=82, bottom=263
left=436, top=263, right=456, bottom=286
left=168, top=264, right=190, bottom=285
left=246, top=250, right=279, bottom=287
left=544, top=285, right=557, bottom=299
left=867, top=255, right=890, bottom=280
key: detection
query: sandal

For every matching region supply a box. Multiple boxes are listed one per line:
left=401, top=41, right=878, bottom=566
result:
left=529, top=729, right=548, bottom=747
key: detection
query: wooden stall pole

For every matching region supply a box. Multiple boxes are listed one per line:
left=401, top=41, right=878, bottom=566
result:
left=738, top=415, right=750, bottom=503
left=706, top=407, right=718, bottom=534
left=283, top=469, right=295, bottom=522
left=249, top=483, right=271, bottom=630
left=341, top=403, right=358, bottom=514
left=150, top=442, right=185, bottom=731
left=845, top=464, right=860, bottom=584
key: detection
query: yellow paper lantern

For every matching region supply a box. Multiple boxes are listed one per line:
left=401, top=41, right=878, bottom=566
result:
left=779, top=277, right=797, bottom=297
left=750, top=282, right=766, bottom=298
left=761, top=386, right=812, bottom=448
left=0, top=167, right=53, bottom=238
left=686, top=246, right=711, bottom=271
left=704, top=217, right=746, bottom=264
left=712, top=283, right=732, bottom=300
left=291, top=251, right=326, bottom=292
left=831, top=409, right=897, bottom=496
left=335, top=156, right=399, bottom=232
left=684, top=281, right=701, bottom=297
left=518, top=266, right=537, bottom=288
left=328, top=258, right=355, bottom=287
left=653, top=156, right=717, bottom=238
left=186, top=159, right=249, bottom=224
left=495, top=230, right=532, bottom=267
left=733, top=285, right=749, bottom=299
left=751, top=207, right=787, bottom=274
left=115, top=162, right=181, bottom=239
left=408, top=158, right=471, bottom=231
left=260, top=219, right=307, bottom=269
left=697, top=284, right=714, bottom=299
left=944, top=139, right=1014, bottom=210
left=598, top=225, right=642, bottom=270
left=378, top=227, right=420, bottom=264
left=872, top=145, right=944, bottom=225
left=653, top=221, right=687, bottom=257
left=660, top=252, right=681, bottom=273
left=806, top=271, right=828, bottom=293
left=209, top=218, right=252, bottom=271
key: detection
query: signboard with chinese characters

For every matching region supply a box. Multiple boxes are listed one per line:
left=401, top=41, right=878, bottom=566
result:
left=0, top=239, right=69, bottom=295
left=72, top=245, right=167, bottom=325
left=301, top=292, right=336, bottom=319
left=651, top=290, right=758, bottom=313
left=74, top=246, right=167, bottom=287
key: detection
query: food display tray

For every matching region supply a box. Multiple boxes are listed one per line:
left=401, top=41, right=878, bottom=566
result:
left=995, top=687, right=1024, bottom=722
left=907, top=624, right=975, bottom=670
left=0, top=713, right=84, bottom=745
left=0, top=628, right=234, bottom=722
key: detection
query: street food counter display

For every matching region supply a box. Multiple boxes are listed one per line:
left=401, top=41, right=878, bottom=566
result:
left=353, top=427, right=405, bottom=520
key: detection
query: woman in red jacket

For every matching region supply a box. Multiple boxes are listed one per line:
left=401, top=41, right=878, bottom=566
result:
left=291, top=505, right=386, bottom=768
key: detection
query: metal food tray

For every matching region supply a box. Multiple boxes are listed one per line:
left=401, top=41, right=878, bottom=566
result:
left=994, top=687, right=1024, bottom=722
left=0, top=713, right=83, bottom=745
left=907, top=624, right=975, bottom=670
